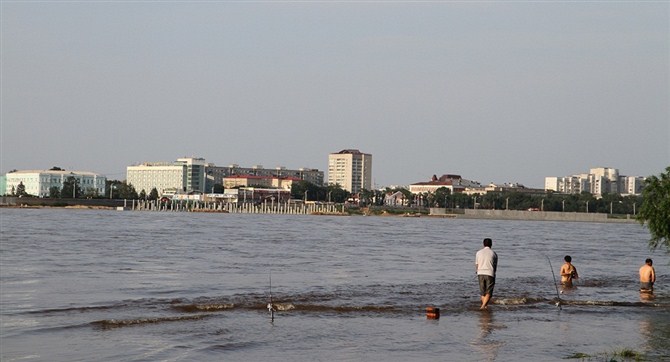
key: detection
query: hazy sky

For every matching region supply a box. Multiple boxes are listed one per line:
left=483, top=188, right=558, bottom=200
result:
left=2, top=2, right=668, bottom=188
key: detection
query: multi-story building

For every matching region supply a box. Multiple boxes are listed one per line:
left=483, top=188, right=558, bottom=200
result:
left=128, top=158, right=323, bottom=196
left=127, top=157, right=207, bottom=195
left=545, top=167, right=644, bottom=196
left=545, top=175, right=590, bottom=194
left=206, top=164, right=323, bottom=191
left=4, top=170, right=106, bottom=197
left=621, top=176, right=646, bottom=195
left=408, top=174, right=475, bottom=194
left=222, top=175, right=301, bottom=191
left=589, top=167, right=619, bottom=195
left=327, top=149, right=372, bottom=194
left=179, top=157, right=207, bottom=193
left=0, top=175, right=6, bottom=196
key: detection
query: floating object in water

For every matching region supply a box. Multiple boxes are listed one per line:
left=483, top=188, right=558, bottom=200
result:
left=426, top=306, right=440, bottom=319
left=268, top=272, right=275, bottom=322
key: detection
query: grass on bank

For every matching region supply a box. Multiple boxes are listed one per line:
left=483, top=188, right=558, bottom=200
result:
left=565, top=347, right=645, bottom=361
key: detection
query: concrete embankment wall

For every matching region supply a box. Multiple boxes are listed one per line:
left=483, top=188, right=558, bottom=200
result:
left=430, top=208, right=637, bottom=223
left=0, top=196, right=124, bottom=208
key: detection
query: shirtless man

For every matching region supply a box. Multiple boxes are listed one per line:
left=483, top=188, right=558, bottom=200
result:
left=560, top=255, right=578, bottom=288
left=639, top=258, right=656, bottom=292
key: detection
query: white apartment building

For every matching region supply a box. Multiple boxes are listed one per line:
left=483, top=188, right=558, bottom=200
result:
left=621, top=176, right=645, bottom=195
left=589, top=167, right=619, bottom=195
left=544, top=167, right=644, bottom=196
left=127, top=162, right=185, bottom=196
left=327, top=149, right=372, bottom=194
left=126, top=157, right=207, bottom=196
left=4, top=170, right=106, bottom=197
left=545, top=175, right=590, bottom=194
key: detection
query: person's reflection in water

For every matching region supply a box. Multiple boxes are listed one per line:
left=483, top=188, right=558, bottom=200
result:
left=640, top=290, right=655, bottom=302
left=479, top=310, right=494, bottom=339
left=471, top=311, right=504, bottom=362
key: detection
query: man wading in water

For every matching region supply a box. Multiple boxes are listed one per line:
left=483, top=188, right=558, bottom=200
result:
left=475, top=238, right=498, bottom=310
left=560, top=255, right=578, bottom=288
left=639, top=258, right=656, bottom=293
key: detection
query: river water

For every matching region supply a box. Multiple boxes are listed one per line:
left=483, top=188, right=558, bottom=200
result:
left=1, top=208, right=668, bottom=361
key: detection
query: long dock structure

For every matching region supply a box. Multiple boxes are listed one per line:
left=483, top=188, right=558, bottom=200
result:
left=128, top=199, right=345, bottom=215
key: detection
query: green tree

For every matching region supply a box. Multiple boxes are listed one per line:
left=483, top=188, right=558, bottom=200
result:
left=359, top=189, right=374, bottom=206
left=49, top=186, right=61, bottom=198
left=637, top=167, right=670, bottom=251
left=15, top=182, right=27, bottom=197
left=149, top=188, right=159, bottom=201
left=84, top=187, right=99, bottom=198
left=108, top=181, right=139, bottom=199
left=291, top=180, right=323, bottom=201
left=139, top=189, right=147, bottom=200
left=61, top=177, right=82, bottom=199
left=326, top=184, right=349, bottom=203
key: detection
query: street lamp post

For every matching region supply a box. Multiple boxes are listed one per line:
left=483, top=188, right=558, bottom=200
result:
left=72, top=178, right=79, bottom=199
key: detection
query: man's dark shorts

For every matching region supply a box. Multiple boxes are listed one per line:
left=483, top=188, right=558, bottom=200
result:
left=478, top=275, right=495, bottom=296
left=640, top=281, right=653, bottom=291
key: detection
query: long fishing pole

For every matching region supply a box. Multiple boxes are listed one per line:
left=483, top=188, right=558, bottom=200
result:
left=267, top=271, right=275, bottom=322
left=545, top=255, right=562, bottom=310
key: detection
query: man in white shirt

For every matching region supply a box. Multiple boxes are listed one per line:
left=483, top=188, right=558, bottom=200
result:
left=475, top=238, right=498, bottom=310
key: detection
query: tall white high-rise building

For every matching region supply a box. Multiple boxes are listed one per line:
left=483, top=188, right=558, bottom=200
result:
left=327, top=149, right=372, bottom=194
left=589, top=167, right=619, bottom=195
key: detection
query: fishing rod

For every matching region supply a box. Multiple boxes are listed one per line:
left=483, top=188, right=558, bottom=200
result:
left=267, top=271, right=275, bottom=322
left=545, top=255, right=562, bottom=310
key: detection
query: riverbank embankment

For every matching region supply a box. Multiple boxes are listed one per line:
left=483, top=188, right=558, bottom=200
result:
left=429, top=208, right=637, bottom=223
left=1, top=197, right=638, bottom=223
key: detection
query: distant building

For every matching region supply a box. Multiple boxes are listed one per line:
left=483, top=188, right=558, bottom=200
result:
left=127, top=157, right=207, bottom=196
left=383, top=191, right=407, bottom=206
left=222, top=174, right=301, bottom=191
left=4, top=169, right=106, bottom=197
left=621, top=175, right=645, bottom=195
left=468, top=182, right=546, bottom=196
left=207, top=164, right=323, bottom=191
left=327, top=149, right=372, bottom=194
left=220, top=187, right=291, bottom=204
left=544, top=167, right=645, bottom=196
left=408, top=174, right=475, bottom=194
left=128, top=158, right=321, bottom=196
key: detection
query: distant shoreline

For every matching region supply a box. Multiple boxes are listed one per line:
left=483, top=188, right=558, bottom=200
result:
left=0, top=200, right=639, bottom=224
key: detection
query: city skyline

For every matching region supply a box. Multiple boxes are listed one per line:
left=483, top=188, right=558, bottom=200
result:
left=1, top=2, right=668, bottom=188
left=2, top=156, right=651, bottom=193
